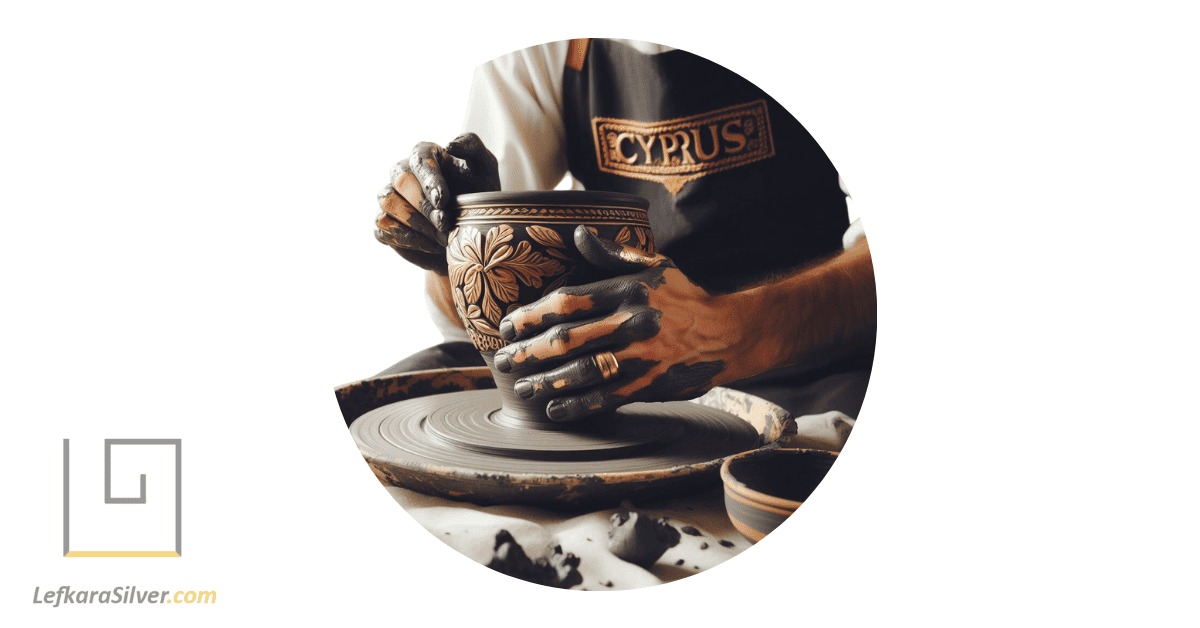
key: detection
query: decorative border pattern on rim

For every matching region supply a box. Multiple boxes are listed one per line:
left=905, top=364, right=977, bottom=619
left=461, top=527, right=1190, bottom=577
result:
left=458, top=204, right=650, bottom=226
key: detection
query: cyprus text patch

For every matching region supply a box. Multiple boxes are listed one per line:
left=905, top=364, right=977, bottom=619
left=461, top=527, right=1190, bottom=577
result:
left=591, top=100, right=775, bottom=195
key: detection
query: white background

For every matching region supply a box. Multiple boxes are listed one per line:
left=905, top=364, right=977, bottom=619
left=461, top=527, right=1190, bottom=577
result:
left=2, top=1, right=1197, bottom=626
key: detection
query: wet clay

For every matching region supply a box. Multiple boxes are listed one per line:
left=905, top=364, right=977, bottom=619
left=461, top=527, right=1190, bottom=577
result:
left=607, top=505, right=681, bottom=568
left=487, top=530, right=582, bottom=589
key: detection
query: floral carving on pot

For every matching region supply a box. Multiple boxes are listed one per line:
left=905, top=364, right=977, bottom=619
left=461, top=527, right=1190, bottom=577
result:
left=525, top=225, right=575, bottom=296
left=614, top=226, right=656, bottom=255
left=448, top=225, right=565, bottom=342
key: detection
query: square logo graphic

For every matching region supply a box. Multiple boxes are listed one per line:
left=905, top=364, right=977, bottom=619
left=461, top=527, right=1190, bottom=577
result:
left=62, top=439, right=182, bottom=557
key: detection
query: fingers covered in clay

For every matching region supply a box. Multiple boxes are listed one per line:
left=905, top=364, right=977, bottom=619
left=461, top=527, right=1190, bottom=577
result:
left=544, top=380, right=630, bottom=422
left=408, top=133, right=501, bottom=232
left=376, top=186, right=443, bottom=251
left=408, top=142, right=454, bottom=231
left=512, top=353, right=616, bottom=402
left=498, top=227, right=671, bottom=342
left=493, top=309, right=659, bottom=375
left=541, top=357, right=726, bottom=422
left=491, top=232, right=736, bottom=422
left=374, top=133, right=500, bottom=271
left=374, top=210, right=447, bottom=273
left=376, top=160, right=448, bottom=274
left=386, top=163, right=447, bottom=245
left=499, top=281, right=645, bottom=342
left=445, top=132, right=502, bottom=192
left=575, top=225, right=670, bottom=274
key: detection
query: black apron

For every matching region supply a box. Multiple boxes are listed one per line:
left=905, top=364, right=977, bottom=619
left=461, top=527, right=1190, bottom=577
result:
left=381, top=39, right=872, bottom=421
left=560, top=39, right=871, bottom=418
left=563, top=38, right=849, bottom=294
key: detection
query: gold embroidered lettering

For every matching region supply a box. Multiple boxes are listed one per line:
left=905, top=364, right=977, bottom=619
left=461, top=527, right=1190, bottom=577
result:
left=590, top=100, right=775, bottom=195
left=674, top=131, right=694, bottom=164
left=721, top=120, right=746, bottom=154
left=635, top=135, right=656, bottom=165
left=615, top=132, right=638, bottom=164
left=690, top=124, right=721, bottom=161
left=659, top=132, right=680, bottom=165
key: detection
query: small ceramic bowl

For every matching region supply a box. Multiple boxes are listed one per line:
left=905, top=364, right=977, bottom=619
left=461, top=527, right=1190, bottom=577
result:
left=720, top=447, right=839, bottom=543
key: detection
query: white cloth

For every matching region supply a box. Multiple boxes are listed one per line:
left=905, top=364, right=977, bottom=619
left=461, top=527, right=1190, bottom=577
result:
left=380, top=409, right=852, bottom=590
left=387, top=485, right=748, bottom=590
left=460, top=40, right=572, bottom=194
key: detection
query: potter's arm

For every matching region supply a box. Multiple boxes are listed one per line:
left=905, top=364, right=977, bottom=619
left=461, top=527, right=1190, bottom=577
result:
left=492, top=229, right=877, bottom=422
left=380, top=42, right=573, bottom=339
left=725, top=235, right=876, bottom=379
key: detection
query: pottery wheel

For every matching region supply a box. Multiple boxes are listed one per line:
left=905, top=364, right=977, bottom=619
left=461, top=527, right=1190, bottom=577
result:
left=351, top=389, right=761, bottom=504
left=355, top=389, right=759, bottom=473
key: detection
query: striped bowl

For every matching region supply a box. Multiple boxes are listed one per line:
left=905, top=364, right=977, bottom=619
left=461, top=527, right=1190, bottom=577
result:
left=720, top=447, right=839, bottom=543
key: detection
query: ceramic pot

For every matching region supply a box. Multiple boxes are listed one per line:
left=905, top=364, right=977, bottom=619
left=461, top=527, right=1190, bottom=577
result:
left=448, top=190, right=654, bottom=425
left=720, top=447, right=839, bottom=543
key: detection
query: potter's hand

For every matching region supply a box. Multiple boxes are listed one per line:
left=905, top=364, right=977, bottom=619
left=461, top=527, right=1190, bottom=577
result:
left=492, top=227, right=741, bottom=422
left=374, top=133, right=500, bottom=274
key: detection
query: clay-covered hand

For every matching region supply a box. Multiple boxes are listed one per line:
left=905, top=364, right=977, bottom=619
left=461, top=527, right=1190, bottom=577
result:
left=374, top=133, right=500, bottom=274
left=492, top=228, right=743, bottom=422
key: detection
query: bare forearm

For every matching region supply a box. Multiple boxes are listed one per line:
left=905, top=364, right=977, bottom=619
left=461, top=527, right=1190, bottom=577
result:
left=425, top=271, right=464, bottom=330
left=493, top=229, right=875, bottom=422
left=714, top=238, right=877, bottom=384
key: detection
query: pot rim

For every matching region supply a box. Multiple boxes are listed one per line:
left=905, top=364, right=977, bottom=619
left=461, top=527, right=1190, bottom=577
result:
left=456, top=190, right=650, bottom=209
left=720, top=447, right=839, bottom=511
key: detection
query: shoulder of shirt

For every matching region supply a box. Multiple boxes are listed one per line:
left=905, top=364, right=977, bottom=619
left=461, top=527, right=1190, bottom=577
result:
left=476, top=39, right=677, bottom=73
left=606, top=39, right=677, bottom=55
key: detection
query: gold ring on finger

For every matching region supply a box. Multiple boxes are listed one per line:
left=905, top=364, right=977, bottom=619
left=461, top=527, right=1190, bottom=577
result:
left=595, top=351, right=620, bottom=381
